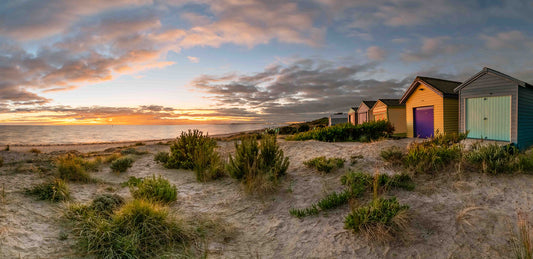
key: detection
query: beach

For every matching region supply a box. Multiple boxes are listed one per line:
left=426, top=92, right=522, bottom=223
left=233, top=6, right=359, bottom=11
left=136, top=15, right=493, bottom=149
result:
left=0, top=136, right=528, bottom=258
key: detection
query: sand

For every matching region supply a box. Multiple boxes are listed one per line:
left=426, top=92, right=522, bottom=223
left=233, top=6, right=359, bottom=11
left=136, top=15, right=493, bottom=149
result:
left=0, top=137, right=529, bottom=258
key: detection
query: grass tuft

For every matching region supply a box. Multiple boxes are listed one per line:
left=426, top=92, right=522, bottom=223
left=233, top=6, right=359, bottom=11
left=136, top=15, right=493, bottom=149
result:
left=154, top=151, right=169, bottom=164
left=303, top=156, right=345, bottom=173
left=56, top=154, right=94, bottom=182
left=465, top=143, right=517, bottom=174
left=68, top=199, right=188, bottom=258
left=192, top=140, right=225, bottom=182
left=380, top=146, right=405, bottom=166
left=129, top=175, right=178, bottom=204
left=110, top=157, right=134, bottom=173
left=25, top=178, right=70, bottom=202
left=512, top=212, right=533, bottom=259
left=344, top=197, right=409, bottom=242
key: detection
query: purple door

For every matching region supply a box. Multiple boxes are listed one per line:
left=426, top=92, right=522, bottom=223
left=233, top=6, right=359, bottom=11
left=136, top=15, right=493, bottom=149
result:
left=414, top=106, right=434, bottom=138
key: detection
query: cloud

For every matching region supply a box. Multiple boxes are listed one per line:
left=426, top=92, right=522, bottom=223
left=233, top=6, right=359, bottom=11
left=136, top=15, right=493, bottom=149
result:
left=190, top=58, right=410, bottom=121
left=0, top=104, right=260, bottom=124
left=401, top=36, right=461, bottom=62
left=366, top=46, right=386, bottom=61
left=481, top=30, right=530, bottom=50
left=187, top=56, right=199, bottom=63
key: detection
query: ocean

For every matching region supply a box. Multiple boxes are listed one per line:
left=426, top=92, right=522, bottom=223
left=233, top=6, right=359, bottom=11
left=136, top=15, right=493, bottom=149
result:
left=0, top=124, right=278, bottom=145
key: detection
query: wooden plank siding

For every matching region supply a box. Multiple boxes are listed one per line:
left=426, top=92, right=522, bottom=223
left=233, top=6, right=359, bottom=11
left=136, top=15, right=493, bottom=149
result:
left=458, top=73, right=518, bottom=143
left=357, top=105, right=373, bottom=124
left=405, top=83, right=445, bottom=137
left=518, top=87, right=533, bottom=149
left=388, top=107, right=407, bottom=134
left=371, top=101, right=406, bottom=134
left=443, top=98, right=459, bottom=134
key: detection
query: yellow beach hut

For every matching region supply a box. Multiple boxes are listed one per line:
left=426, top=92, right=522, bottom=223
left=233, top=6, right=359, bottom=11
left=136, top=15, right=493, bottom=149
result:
left=370, top=99, right=406, bottom=135
left=399, top=77, right=462, bottom=138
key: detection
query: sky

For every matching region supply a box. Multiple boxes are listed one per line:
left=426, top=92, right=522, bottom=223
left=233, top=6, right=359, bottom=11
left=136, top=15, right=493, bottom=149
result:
left=1, top=0, right=533, bottom=125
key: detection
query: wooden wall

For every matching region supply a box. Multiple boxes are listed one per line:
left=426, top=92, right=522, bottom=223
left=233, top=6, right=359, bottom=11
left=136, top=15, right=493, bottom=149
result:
left=405, top=83, right=445, bottom=138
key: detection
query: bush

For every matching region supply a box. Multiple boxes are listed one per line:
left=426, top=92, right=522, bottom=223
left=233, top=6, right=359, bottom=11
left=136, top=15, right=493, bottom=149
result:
left=344, top=197, right=409, bottom=241
left=303, top=156, right=345, bottom=173
left=110, top=157, right=133, bottom=173
left=25, top=178, right=70, bottom=202
left=465, top=143, right=518, bottom=174
left=56, top=154, right=93, bottom=182
left=29, top=148, right=41, bottom=154
left=380, top=146, right=405, bottom=166
left=192, top=141, right=225, bottom=182
left=298, top=124, right=310, bottom=132
left=227, top=134, right=289, bottom=194
left=103, top=153, right=122, bottom=164
left=70, top=199, right=187, bottom=258
left=286, top=121, right=394, bottom=142
left=90, top=194, right=125, bottom=216
left=404, top=140, right=462, bottom=174
left=154, top=151, right=169, bottom=164
left=518, top=152, right=533, bottom=173
left=278, top=126, right=297, bottom=135
left=166, top=129, right=216, bottom=169
left=130, top=175, right=178, bottom=204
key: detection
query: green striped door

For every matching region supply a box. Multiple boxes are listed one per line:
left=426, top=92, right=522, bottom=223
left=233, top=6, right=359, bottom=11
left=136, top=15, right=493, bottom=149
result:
left=465, top=96, right=511, bottom=141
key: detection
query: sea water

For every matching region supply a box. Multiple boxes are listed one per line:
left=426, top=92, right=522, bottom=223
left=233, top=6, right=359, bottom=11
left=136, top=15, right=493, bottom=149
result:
left=0, top=124, right=278, bottom=145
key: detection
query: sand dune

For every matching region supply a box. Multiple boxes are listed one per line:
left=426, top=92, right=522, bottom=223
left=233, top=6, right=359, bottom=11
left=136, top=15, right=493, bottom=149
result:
left=0, top=138, right=528, bottom=258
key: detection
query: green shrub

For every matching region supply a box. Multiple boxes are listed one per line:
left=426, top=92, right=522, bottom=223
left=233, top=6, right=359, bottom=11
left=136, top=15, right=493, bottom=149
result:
left=344, top=197, right=409, bottom=241
left=130, top=175, right=177, bottom=204
left=404, top=140, right=462, bottom=174
left=380, top=146, right=405, bottom=166
left=298, top=124, right=310, bottom=132
left=25, top=178, right=70, bottom=202
left=56, top=154, right=93, bottom=182
left=154, top=151, right=169, bottom=164
left=121, top=176, right=143, bottom=187
left=70, top=199, right=187, bottom=258
left=227, top=134, right=289, bottom=194
left=102, top=153, right=122, bottom=164
left=465, top=143, right=518, bottom=174
left=110, top=157, right=133, bottom=173
left=303, top=156, right=345, bottom=173
left=166, top=129, right=216, bottom=169
left=518, top=152, right=533, bottom=173
left=286, top=121, right=394, bottom=142
left=379, top=173, right=415, bottom=191
left=278, top=126, right=297, bottom=135
left=90, top=194, right=125, bottom=216
left=192, top=141, right=225, bottom=182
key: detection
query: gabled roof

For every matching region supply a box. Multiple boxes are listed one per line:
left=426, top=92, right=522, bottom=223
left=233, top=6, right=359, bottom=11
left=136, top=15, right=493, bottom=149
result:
left=399, top=76, right=461, bottom=104
left=348, top=106, right=358, bottom=113
left=376, top=99, right=404, bottom=107
left=454, top=67, right=533, bottom=93
left=360, top=101, right=376, bottom=109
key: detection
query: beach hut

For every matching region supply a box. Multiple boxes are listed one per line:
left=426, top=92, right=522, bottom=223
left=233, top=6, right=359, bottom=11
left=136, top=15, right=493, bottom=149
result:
left=370, top=99, right=406, bottom=134
left=454, top=67, right=533, bottom=149
left=357, top=101, right=376, bottom=124
left=329, top=113, right=347, bottom=126
left=348, top=107, right=358, bottom=125
left=399, top=77, right=461, bottom=138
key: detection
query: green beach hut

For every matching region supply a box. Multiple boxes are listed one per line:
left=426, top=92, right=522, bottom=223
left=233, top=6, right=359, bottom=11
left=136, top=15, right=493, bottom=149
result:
left=454, top=67, right=533, bottom=149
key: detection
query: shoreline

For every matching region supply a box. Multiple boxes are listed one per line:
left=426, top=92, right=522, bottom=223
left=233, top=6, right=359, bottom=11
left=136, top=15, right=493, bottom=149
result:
left=2, top=128, right=269, bottom=153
